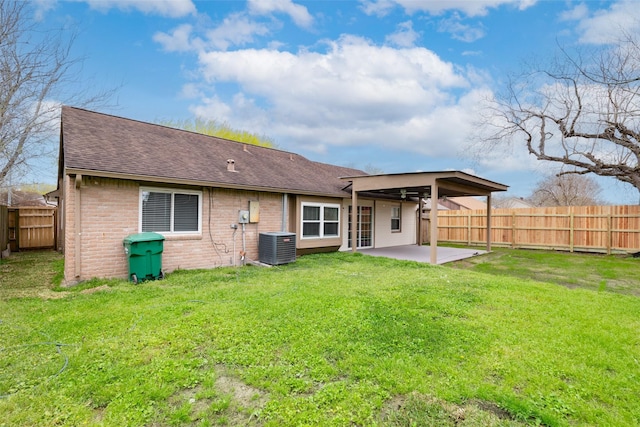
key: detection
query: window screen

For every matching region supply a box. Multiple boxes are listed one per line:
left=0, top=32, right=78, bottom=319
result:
left=174, top=194, right=199, bottom=232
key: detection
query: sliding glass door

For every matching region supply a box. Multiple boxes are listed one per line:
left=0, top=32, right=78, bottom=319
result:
left=348, top=206, right=373, bottom=249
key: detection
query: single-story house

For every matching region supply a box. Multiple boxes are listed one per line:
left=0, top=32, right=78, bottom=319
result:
left=0, top=189, right=53, bottom=207
left=441, top=196, right=488, bottom=210
left=54, top=107, right=507, bottom=284
left=493, top=196, right=536, bottom=209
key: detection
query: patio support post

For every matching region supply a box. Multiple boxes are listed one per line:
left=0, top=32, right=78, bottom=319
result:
left=429, top=181, right=438, bottom=264
left=417, top=201, right=422, bottom=246
left=486, top=193, right=492, bottom=252
left=351, top=186, right=358, bottom=253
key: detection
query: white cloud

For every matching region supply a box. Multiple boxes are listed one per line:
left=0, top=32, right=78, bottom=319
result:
left=33, top=0, right=57, bottom=21
left=36, top=0, right=196, bottom=20
left=361, top=0, right=536, bottom=17
left=189, top=95, right=233, bottom=121
left=82, top=0, right=196, bottom=17
left=438, top=13, right=486, bottom=42
left=205, top=13, right=271, bottom=50
left=385, top=21, right=420, bottom=47
left=247, top=0, right=313, bottom=28
left=179, top=83, right=201, bottom=99
left=358, top=0, right=396, bottom=17
left=563, top=1, right=640, bottom=45
left=558, top=3, right=588, bottom=22
left=187, top=35, right=489, bottom=160
left=153, top=24, right=198, bottom=52
left=154, top=14, right=270, bottom=53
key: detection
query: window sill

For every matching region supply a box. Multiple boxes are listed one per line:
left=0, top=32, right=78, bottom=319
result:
left=162, top=234, right=203, bottom=241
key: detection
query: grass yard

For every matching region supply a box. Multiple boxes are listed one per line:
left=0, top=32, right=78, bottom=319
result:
left=448, top=247, right=640, bottom=296
left=0, top=249, right=639, bottom=426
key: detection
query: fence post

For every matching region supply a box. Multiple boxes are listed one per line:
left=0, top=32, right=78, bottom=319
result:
left=0, top=205, right=7, bottom=257
left=511, top=212, right=516, bottom=249
left=569, top=212, right=574, bottom=253
left=467, top=212, right=471, bottom=246
left=607, top=214, right=612, bottom=255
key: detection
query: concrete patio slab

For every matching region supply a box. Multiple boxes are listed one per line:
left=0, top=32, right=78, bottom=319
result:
left=358, top=245, right=485, bottom=265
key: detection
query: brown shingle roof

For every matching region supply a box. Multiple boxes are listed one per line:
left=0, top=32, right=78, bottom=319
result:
left=61, top=106, right=366, bottom=197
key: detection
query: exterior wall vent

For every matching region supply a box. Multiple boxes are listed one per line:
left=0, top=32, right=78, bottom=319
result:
left=259, top=232, right=296, bottom=265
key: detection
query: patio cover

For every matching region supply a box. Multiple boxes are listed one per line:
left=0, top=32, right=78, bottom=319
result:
left=340, top=171, right=508, bottom=263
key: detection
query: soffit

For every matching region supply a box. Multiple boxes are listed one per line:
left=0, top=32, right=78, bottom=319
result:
left=341, top=171, right=508, bottom=199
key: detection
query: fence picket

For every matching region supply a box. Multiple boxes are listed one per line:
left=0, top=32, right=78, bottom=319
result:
left=428, top=205, right=640, bottom=254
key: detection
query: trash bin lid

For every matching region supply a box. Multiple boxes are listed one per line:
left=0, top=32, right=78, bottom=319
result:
left=123, top=232, right=165, bottom=244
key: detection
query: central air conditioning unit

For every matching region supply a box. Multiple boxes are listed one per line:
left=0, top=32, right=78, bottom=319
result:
left=259, top=232, right=296, bottom=265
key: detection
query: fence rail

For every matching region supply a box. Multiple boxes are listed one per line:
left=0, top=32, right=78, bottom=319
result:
left=433, top=205, right=640, bottom=254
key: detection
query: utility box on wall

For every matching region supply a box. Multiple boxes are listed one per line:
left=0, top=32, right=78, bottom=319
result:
left=249, top=200, right=259, bottom=223
left=258, top=232, right=296, bottom=265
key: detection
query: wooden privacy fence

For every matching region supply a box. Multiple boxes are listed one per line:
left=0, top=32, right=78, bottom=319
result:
left=432, top=205, right=640, bottom=254
left=8, top=206, right=57, bottom=251
left=0, top=205, right=8, bottom=256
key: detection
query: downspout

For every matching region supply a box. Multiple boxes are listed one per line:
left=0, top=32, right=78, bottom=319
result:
left=282, top=193, right=288, bottom=232
left=232, top=225, right=238, bottom=267
left=74, top=174, right=82, bottom=279
left=241, top=223, right=246, bottom=265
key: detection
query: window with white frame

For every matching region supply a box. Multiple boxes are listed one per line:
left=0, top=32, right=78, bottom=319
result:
left=391, top=205, right=401, bottom=232
left=301, top=202, right=340, bottom=239
left=140, top=188, right=201, bottom=234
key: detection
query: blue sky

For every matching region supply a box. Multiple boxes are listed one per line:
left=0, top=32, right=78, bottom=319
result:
left=33, top=0, right=640, bottom=204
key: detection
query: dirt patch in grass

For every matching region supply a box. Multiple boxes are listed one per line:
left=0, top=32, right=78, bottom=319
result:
left=214, top=365, right=267, bottom=424
left=162, top=374, right=266, bottom=426
left=215, top=374, right=267, bottom=409
left=162, top=365, right=268, bottom=426
left=379, top=392, right=530, bottom=426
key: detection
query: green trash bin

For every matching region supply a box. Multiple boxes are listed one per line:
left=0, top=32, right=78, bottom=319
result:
left=123, top=232, right=165, bottom=284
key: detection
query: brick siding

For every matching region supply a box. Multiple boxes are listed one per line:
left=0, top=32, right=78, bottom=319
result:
left=63, top=176, right=284, bottom=284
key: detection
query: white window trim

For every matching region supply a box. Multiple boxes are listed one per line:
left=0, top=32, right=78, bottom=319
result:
left=301, top=202, right=341, bottom=240
left=139, top=187, right=202, bottom=235
left=391, top=205, right=401, bottom=232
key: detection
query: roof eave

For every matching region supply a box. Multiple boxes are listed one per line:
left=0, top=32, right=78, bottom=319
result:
left=64, top=168, right=349, bottom=199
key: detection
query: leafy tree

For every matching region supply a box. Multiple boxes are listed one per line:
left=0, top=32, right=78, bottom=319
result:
left=528, top=174, right=603, bottom=207
left=0, top=1, right=112, bottom=187
left=481, top=34, right=640, bottom=197
left=159, top=118, right=275, bottom=148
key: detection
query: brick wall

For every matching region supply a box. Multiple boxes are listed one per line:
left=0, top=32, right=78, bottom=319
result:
left=63, top=176, right=284, bottom=284
left=63, top=175, right=76, bottom=283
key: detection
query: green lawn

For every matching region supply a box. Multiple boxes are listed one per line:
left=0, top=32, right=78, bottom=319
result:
left=0, top=250, right=639, bottom=426
left=448, top=247, right=640, bottom=296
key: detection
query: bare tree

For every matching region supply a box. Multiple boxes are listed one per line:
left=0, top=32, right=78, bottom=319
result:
left=481, top=34, right=640, bottom=196
left=528, top=174, right=603, bottom=207
left=0, top=1, right=112, bottom=186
